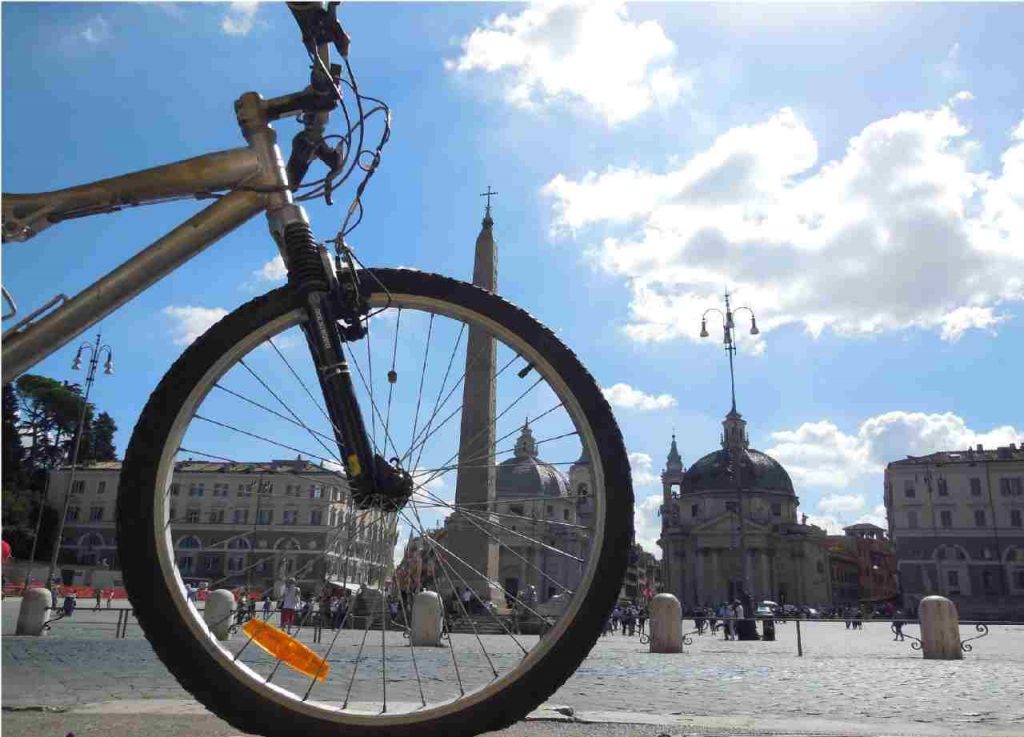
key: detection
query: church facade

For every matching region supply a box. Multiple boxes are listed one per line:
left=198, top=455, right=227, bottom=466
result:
left=657, top=408, right=830, bottom=608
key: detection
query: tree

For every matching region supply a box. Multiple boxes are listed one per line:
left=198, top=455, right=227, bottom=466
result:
left=13, top=375, right=92, bottom=474
left=2, top=383, right=27, bottom=491
left=87, top=412, right=118, bottom=462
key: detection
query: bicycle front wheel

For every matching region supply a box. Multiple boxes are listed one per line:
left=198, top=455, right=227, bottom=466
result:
left=117, top=269, right=632, bottom=737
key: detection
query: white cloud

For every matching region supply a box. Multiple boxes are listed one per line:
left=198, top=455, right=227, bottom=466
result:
left=602, top=383, right=677, bottom=411
left=221, top=1, right=260, bottom=36
left=804, top=514, right=844, bottom=536
left=817, top=493, right=866, bottom=516
left=163, top=305, right=229, bottom=346
left=254, top=255, right=287, bottom=283
left=80, top=15, right=111, bottom=44
left=767, top=411, right=1021, bottom=489
left=447, top=2, right=692, bottom=125
left=634, top=493, right=662, bottom=558
left=628, top=451, right=661, bottom=488
left=544, top=104, right=1024, bottom=344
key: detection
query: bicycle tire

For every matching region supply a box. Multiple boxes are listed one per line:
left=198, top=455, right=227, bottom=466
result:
left=116, top=269, right=633, bottom=737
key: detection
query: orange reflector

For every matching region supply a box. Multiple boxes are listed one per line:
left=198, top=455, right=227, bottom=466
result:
left=241, top=619, right=329, bottom=681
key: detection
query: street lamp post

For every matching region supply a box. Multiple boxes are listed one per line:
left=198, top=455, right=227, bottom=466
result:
left=700, top=290, right=759, bottom=601
left=45, top=331, right=113, bottom=588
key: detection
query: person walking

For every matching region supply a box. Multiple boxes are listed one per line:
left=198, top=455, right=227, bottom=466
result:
left=717, top=603, right=732, bottom=640
left=262, top=592, right=272, bottom=619
left=892, top=609, right=905, bottom=641
left=732, top=599, right=745, bottom=640
left=105, top=588, right=115, bottom=608
left=638, top=605, right=648, bottom=635
left=49, top=583, right=59, bottom=611
left=93, top=587, right=103, bottom=612
left=62, top=591, right=77, bottom=618
left=280, top=579, right=300, bottom=630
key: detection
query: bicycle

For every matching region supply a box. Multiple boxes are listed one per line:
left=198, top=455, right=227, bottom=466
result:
left=2, top=4, right=633, bottom=736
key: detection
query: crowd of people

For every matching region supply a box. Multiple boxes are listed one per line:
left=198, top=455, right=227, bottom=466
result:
left=602, top=602, right=649, bottom=636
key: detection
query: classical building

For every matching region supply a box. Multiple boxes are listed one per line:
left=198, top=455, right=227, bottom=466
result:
left=885, top=442, right=1024, bottom=618
left=658, top=408, right=830, bottom=608
left=401, top=423, right=592, bottom=606
left=47, top=459, right=397, bottom=593
left=821, top=523, right=898, bottom=607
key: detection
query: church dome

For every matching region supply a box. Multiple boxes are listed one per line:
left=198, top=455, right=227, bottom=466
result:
left=683, top=447, right=794, bottom=495
left=496, top=422, right=569, bottom=499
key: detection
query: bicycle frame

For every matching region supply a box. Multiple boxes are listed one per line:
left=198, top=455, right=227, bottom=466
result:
left=2, top=91, right=301, bottom=385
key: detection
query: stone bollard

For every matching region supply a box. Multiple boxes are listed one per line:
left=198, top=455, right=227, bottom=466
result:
left=203, top=589, right=235, bottom=641
left=648, top=593, right=683, bottom=653
left=16, top=588, right=51, bottom=636
left=411, top=591, right=444, bottom=647
left=918, top=595, right=962, bottom=660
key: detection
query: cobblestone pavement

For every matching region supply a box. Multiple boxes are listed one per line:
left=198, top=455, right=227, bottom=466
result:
left=4, top=599, right=1023, bottom=736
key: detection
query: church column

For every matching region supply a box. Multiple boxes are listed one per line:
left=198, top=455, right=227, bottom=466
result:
left=709, top=548, right=720, bottom=603
left=760, top=550, right=771, bottom=601
left=694, top=547, right=705, bottom=606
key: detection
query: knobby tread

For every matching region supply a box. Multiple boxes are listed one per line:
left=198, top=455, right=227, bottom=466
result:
left=116, top=269, right=633, bottom=737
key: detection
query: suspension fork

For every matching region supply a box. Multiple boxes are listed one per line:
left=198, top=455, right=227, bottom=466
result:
left=275, top=211, right=378, bottom=497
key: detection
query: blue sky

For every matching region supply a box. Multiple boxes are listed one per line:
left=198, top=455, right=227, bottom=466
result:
left=3, top=2, right=1022, bottom=555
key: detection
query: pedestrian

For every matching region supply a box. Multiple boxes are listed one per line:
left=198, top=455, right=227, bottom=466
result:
left=732, top=599, right=745, bottom=639
left=93, top=587, right=102, bottom=611
left=262, top=592, right=272, bottom=619
left=105, top=588, right=114, bottom=608
left=717, top=603, right=732, bottom=640
left=611, top=606, right=621, bottom=633
left=638, top=606, right=648, bottom=635
left=49, top=583, right=59, bottom=610
left=280, top=579, right=300, bottom=630
left=892, top=610, right=905, bottom=641
left=63, top=591, right=77, bottom=618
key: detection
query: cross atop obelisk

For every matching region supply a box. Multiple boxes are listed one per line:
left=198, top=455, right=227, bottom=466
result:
left=480, top=186, right=499, bottom=221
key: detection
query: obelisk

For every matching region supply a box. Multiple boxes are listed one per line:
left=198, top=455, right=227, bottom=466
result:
left=445, top=189, right=503, bottom=609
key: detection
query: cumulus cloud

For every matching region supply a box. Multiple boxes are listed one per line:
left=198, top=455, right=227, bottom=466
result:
left=163, top=305, right=229, bottom=345
left=544, top=104, right=1024, bottom=344
left=254, top=255, right=287, bottom=283
left=80, top=15, right=111, bottom=44
left=767, top=411, right=1021, bottom=489
left=447, top=2, right=692, bottom=125
left=628, top=452, right=661, bottom=488
left=221, top=1, right=259, bottom=36
left=818, top=493, right=866, bottom=516
left=602, top=383, right=677, bottom=411
left=634, top=493, right=662, bottom=558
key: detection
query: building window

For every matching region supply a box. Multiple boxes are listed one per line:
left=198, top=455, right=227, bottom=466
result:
left=66, top=506, right=81, bottom=522
left=283, top=510, right=298, bottom=525
left=228, top=556, right=245, bottom=572
left=904, top=480, right=915, bottom=499
left=940, top=510, right=952, bottom=528
left=257, top=509, right=273, bottom=525
left=947, top=570, right=959, bottom=587
left=202, top=555, right=219, bottom=571
left=907, top=510, right=918, bottom=529
left=258, top=482, right=272, bottom=496
left=982, top=570, right=995, bottom=592
left=563, top=508, right=570, bottom=521
left=171, top=483, right=180, bottom=496
left=227, top=538, right=250, bottom=550
left=982, top=546, right=995, bottom=560
left=1016, top=570, right=1024, bottom=589
left=178, top=555, right=194, bottom=572
left=974, top=509, right=986, bottom=527
left=1000, top=477, right=1023, bottom=497
left=691, top=503, right=699, bottom=517
left=89, top=506, right=104, bottom=522
left=97, top=481, right=107, bottom=495
left=547, top=505, right=554, bottom=517
left=213, top=483, right=229, bottom=497
left=170, top=507, right=177, bottom=522
left=72, top=480, right=86, bottom=495
left=310, top=485, right=323, bottom=499
left=186, top=508, right=200, bottom=524
left=937, top=478, right=948, bottom=496
left=208, top=509, right=225, bottom=524
left=237, top=484, right=251, bottom=497
left=233, top=509, right=249, bottom=524
left=1012, top=510, right=1022, bottom=528
left=970, top=478, right=982, bottom=496
left=189, top=483, right=204, bottom=497
left=726, top=501, right=738, bottom=513
left=310, top=510, right=323, bottom=526
left=771, top=503, right=782, bottom=516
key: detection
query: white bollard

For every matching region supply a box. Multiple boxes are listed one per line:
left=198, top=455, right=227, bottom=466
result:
left=649, top=593, right=683, bottom=653
left=411, top=591, right=444, bottom=647
left=16, top=588, right=51, bottom=636
left=203, top=589, right=236, bottom=641
left=918, top=595, right=963, bottom=660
